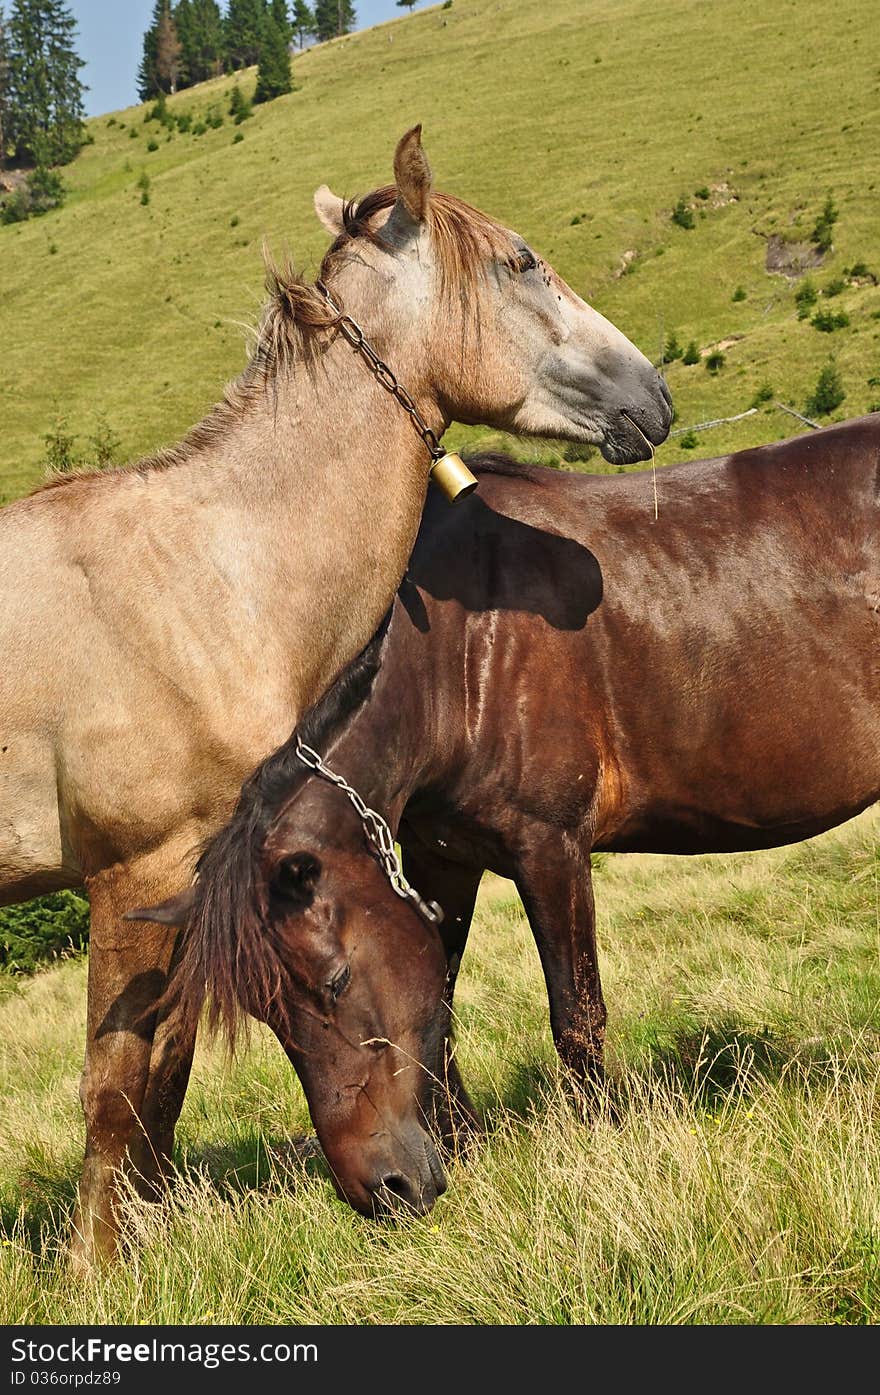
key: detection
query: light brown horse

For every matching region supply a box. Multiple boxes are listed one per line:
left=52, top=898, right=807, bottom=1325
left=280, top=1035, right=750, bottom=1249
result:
left=0, top=127, right=670, bottom=1263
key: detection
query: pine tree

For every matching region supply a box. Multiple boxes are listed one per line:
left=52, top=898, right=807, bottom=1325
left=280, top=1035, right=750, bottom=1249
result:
left=0, top=6, right=10, bottom=163
left=171, top=0, right=224, bottom=90
left=226, top=0, right=266, bottom=70
left=270, top=0, right=291, bottom=45
left=255, top=11, right=291, bottom=101
left=313, top=0, right=355, bottom=43
left=156, top=1, right=182, bottom=93
left=291, top=0, right=313, bottom=49
left=397, top=0, right=418, bottom=10
left=137, top=0, right=163, bottom=100
left=7, top=0, right=85, bottom=166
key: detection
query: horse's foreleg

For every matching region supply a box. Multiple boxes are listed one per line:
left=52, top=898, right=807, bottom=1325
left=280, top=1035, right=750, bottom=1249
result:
left=71, top=849, right=196, bottom=1268
left=513, top=830, right=606, bottom=1095
left=400, top=833, right=483, bottom=1151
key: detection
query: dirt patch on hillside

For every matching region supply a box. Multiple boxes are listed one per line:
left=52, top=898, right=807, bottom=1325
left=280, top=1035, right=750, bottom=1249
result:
left=701, top=334, right=745, bottom=358
left=612, top=249, right=637, bottom=279
left=765, top=234, right=824, bottom=279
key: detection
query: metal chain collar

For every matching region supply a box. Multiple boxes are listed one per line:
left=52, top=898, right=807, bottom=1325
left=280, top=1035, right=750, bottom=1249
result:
left=295, top=737, right=444, bottom=926
left=315, top=279, right=444, bottom=464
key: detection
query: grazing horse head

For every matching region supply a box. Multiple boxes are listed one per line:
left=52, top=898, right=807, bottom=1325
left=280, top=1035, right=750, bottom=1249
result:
left=307, top=126, right=671, bottom=462
left=135, top=631, right=452, bottom=1218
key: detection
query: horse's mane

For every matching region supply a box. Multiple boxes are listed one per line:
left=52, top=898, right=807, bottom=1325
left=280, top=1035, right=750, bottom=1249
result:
left=164, top=611, right=392, bottom=1047
left=31, top=188, right=514, bottom=498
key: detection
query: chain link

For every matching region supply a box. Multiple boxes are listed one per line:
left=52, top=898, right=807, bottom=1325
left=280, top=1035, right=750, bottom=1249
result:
left=295, top=737, right=444, bottom=925
left=315, top=280, right=444, bottom=462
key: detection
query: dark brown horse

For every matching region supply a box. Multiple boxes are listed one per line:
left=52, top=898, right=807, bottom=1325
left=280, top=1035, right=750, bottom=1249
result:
left=143, top=415, right=880, bottom=1214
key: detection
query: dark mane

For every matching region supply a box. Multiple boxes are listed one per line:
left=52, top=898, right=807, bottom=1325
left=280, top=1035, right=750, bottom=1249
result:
left=30, top=189, right=513, bottom=498
left=165, top=611, right=392, bottom=1046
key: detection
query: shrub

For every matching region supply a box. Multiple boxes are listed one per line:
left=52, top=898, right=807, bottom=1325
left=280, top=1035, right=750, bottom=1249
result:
left=824, top=276, right=846, bottom=297
left=233, top=132, right=244, bottom=144
left=192, top=121, right=207, bottom=137
left=811, top=308, right=849, bottom=332
left=230, top=214, right=240, bottom=227
left=229, top=86, right=252, bottom=124
left=751, top=382, right=774, bottom=407
left=1, top=168, right=66, bottom=224
left=0, top=891, right=90, bottom=975
left=42, top=413, right=78, bottom=473
left=671, top=196, right=695, bottom=230
left=682, top=340, right=700, bottom=365
left=88, top=414, right=121, bottom=468
left=732, top=285, right=746, bottom=302
left=694, top=186, right=710, bottom=200
left=795, top=278, right=818, bottom=319
left=137, top=170, right=151, bottom=206
left=129, top=127, right=138, bottom=139
left=679, top=430, right=699, bottom=449
left=811, top=193, right=838, bottom=253
left=846, top=260, right=872, bottom=280
left=805, top=360, right=845, bottom=416
left=207, top=108, right=224, bottom=129
left=146, top=139, right=159, bottom=152
left=176, top=112, right=192, bottom=134
left=663, top=331, right=682, bottom=363
left=705, top=351, right=725, bottom=373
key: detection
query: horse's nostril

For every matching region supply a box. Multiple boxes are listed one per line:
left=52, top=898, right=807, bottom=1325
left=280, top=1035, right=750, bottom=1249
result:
left=378, top=1172, right=413, bottom=1202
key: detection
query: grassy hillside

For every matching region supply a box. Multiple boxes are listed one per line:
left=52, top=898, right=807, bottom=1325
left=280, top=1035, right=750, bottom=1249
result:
left=3, top=810, right=880, bottom=1323
left=1, top=0, right=879, bottom=502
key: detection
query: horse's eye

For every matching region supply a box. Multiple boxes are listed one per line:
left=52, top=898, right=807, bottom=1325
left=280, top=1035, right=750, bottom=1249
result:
left=328, top=964, right=351, bottom=1001
left=516, top=248, right=537, bottom=274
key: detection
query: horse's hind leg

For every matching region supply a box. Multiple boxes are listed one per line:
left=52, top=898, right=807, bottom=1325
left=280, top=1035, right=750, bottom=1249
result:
left=71, top=845, right=197, bottom=1268
left=400, top=834, right=482, bottom=1151
left=513, top=829, right=606, bottom=1097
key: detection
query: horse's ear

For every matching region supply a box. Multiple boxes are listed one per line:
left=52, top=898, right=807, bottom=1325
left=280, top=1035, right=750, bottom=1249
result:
left=384, top=124, right=432, bottom=246
left=124, top=886, right=197, bottom=926
left=313, top=184, right=346, bottom=236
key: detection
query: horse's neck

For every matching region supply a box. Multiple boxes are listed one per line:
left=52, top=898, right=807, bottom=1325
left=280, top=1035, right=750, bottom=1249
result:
left=317, top=607, right=440, bottom=827
left=161, top=352, right=441, bottom=708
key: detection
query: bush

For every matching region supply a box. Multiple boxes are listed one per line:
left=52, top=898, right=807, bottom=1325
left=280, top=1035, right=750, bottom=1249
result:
left=795, top=278, right=818, bottom=319
left=805, top=360, right=845, bottom=416
left=694, top=186, right=710, bottom=200
left=811, top=308, right=849, bottom=332
left=176, top=112, right=192, bottom=134
left=229, top=86, right=252, bottom=124
left=811, top=193, right=838, bottom=253
left=663, top=331, right=682, bottom=363
left=750, top=382, right=774, bottom=407
left=671, top=196, right=695, bottom=230
left=679, top=430, right=699, bottom=449
left=846, top=260, right=873, bottom=281
left=682, top=340, right=700, bottom=365
left=230, top=214, right=240, bottom=227
left=824, top=276, right=846, bottom=298
left=137, top=170, right=151, bottom=206
left=233, top=132, right=244, bottom=144
left=0, top=892, right=89, bottom=975
left=43, top=414, right=78, bottom=473
left=1, top=167, right=66, bottom=225
left=732, top=285, right=746, bottom=302
left=192, top=121, right=208, bottom=137
left=146, top=139, right=159, bottom=152
left=88, top=414, right=122, bottom=468
left=705, top=351, right=725, bottom=373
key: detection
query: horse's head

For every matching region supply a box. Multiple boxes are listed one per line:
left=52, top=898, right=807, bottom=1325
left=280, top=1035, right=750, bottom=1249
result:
left=314, top=126, right=671, bottom=464
left=135, top=797, right=450, bottom=1219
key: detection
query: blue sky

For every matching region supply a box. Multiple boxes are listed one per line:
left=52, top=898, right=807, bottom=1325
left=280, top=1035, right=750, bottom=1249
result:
left=69, top=1, right=427, bottom=117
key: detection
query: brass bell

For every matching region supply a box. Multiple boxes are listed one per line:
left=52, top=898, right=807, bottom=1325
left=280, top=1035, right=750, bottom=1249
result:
left=429, top=452, right=479, bottom=503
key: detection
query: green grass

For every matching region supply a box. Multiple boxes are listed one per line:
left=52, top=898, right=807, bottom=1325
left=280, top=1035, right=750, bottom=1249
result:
left=3, top=810, right=880, bottom=1323
left=1, top=0, right=879, bottom=501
